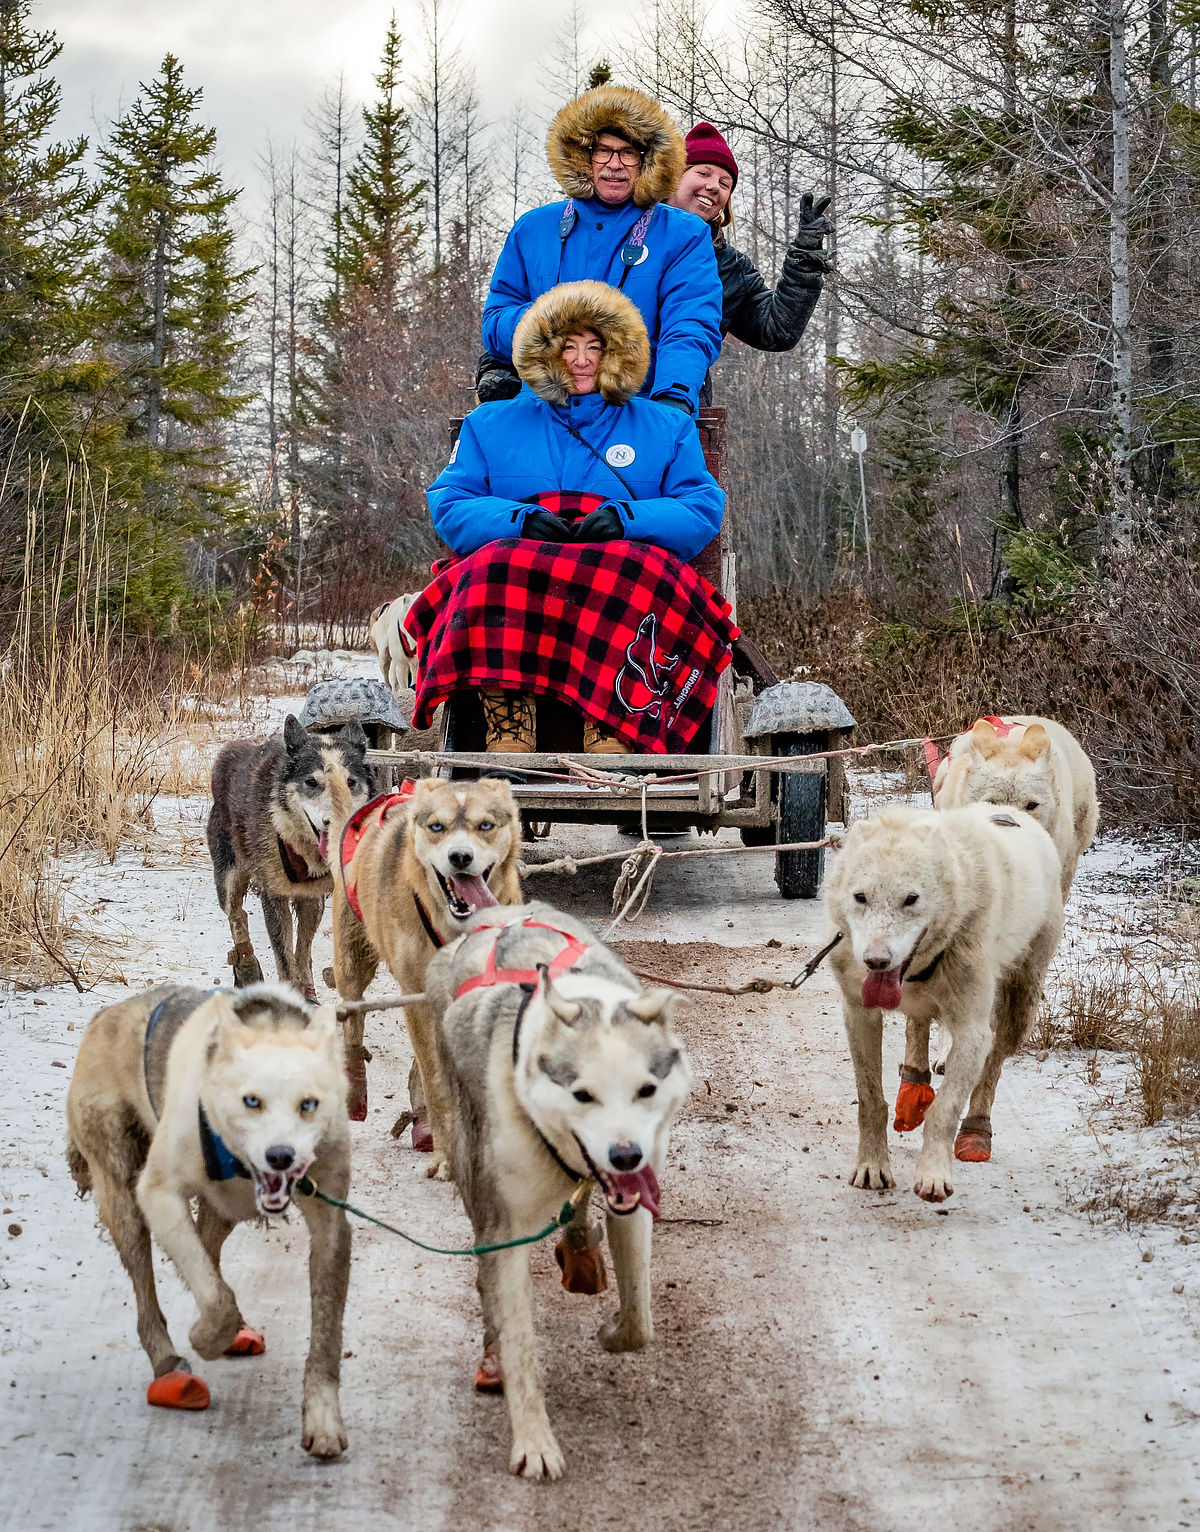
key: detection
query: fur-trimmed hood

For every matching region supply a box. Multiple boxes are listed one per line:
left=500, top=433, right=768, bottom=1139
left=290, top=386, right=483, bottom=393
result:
left=547, top=86, right=686, bottom=209
left=513, top=282, right=651, bottom=406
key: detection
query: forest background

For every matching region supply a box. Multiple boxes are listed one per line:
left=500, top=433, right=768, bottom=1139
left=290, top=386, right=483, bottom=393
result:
left=1, top=0, right=1197, bottom=839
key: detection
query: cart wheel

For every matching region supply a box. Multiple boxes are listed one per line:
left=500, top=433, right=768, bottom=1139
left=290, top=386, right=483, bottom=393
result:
left=773, top=731, right=828, bottom=900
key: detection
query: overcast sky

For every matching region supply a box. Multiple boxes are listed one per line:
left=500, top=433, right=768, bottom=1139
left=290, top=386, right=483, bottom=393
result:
left=43, top=0, right=648, bottom=202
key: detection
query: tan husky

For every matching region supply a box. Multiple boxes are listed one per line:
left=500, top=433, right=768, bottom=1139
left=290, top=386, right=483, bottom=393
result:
left=329, top=774, right=522, bottom=1175
left=65, top=983, right=351, bottom=1457
left=895, top=716, right=1098, bottom=1136
left=933, top=715, right=1098, bottom=897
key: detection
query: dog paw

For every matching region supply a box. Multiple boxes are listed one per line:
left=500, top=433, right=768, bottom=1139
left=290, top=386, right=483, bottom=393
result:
left=322, top=966, right=336, bottom=988
left=302, top=1399, right=348, bottom=1460
left=598, top=1313, right=651, bottom=1353
left=933, top=1056, right=947, bottom=1076
left=424, top=1154, right=454, bottom=1182
left=510, top=1426, right=565, bottom=1481
left=851, top=1160, right=895, bottom=1191
left=913, top=1167, right=954, bottom=1203
left=189, top=1300, right=243, bottom=1361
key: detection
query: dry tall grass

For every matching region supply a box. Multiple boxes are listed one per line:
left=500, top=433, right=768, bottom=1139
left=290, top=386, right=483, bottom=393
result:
left=1039, top=887, right=1200, bottom=1126
left=0, top=489, right=235, bottom=984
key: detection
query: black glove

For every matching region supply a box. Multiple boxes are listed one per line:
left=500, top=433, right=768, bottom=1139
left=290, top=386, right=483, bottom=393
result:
left=521, top=509, right=574, bottom=542
left=651, top=392, right=693, bottom=415
left=475, top=351, right=521, bottom=404
left=794, top=193, right=832, bottom=247
left=573, top=505, right=626, bottom=542
left=790, top=194, right=833, bottom=270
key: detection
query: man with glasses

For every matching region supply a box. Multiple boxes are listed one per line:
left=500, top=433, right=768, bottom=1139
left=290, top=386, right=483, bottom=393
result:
left=479, top=84, right=721, bottom=418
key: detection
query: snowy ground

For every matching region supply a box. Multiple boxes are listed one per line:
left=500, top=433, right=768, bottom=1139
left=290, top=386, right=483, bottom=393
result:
left=2, top=688, right=1199, bottom=1529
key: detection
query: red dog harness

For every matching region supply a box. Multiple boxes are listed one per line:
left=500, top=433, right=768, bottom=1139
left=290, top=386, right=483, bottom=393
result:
left=922, top=715, right=1018, bottom=787
left=455, top=918, right=589, bottom=999
left=339, top=784, right=417, bottom=923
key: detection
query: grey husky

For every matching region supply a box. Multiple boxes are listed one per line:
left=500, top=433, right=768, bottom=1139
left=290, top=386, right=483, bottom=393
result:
left=425, top=902, right=692, bottom=1480
left=207, top=714, right=373, bottom=1001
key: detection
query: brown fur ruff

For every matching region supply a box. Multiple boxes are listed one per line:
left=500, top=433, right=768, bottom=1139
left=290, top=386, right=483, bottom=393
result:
left=546, top=86, right=686, bottom=209
left=513, top=281, right=651, bottom=406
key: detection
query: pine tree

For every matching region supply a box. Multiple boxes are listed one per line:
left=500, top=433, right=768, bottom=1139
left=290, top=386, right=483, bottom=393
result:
left=335, top=17, right=424, bottom=311
left=92, top=54, right=253, bottom=507
left=0, top=0, right=94, bottom=396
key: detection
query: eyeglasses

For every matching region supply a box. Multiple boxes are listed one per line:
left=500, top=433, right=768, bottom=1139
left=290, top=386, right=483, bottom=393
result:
left=592, top=145, right=643, bottom=167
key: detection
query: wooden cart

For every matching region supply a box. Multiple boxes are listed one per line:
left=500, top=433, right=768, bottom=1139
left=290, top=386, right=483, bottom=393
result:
left=360, top=408, right=855, bottom=900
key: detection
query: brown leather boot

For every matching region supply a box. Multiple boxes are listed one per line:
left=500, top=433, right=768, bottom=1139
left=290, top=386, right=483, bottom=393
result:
left=583, top=717, right=626, bottom=754
left=481, top=689, right=536, bottom=752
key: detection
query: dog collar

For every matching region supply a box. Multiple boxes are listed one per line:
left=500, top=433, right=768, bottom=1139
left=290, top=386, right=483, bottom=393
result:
left=198, top=1103, right=251, bottom=1183
left=537, top=1122, right=585, bottom=1184
left=413, top=892, right=445, bottom=950
left=277, top=835, right=326, bottom=885
left=907, top=949, right=946, bottom=984
left=512, top=986, right=585, bottom=1186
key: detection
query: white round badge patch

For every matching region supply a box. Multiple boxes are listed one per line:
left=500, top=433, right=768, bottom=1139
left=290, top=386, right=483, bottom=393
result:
left=606, top=443, right=636, bottom=468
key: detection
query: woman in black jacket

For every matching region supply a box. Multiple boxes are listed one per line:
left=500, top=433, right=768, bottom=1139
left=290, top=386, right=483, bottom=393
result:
left=667, top=121, right=831, bottom=404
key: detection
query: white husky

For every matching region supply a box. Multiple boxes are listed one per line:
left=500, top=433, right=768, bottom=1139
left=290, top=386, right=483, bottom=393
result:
left=424, top=902, right=692, bottom=1481
left=933, top=715, right=1098, bottom=897
left=66, top=983, right=351, bottom=1456
left=824, top=804, right=1062, bottom=1200
left=369, top=592, right=420, bottom=698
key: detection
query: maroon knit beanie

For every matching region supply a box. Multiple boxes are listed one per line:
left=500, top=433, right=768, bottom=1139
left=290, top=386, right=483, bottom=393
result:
left=684, top=121, right=738, bottom=187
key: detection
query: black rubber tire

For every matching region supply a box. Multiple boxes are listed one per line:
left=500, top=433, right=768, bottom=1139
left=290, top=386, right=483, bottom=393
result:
left=774, top=732, right=828, bottom=899
left=739, top=823, right=775, bottom=847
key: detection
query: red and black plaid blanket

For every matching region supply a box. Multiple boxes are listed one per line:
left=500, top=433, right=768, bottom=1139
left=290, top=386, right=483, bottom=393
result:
left=407, top=539, right=739, bottom=754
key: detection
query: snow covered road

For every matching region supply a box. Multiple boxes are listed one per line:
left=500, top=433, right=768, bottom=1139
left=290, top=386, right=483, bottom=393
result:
left=2, top=803, right=1198, bottom=1529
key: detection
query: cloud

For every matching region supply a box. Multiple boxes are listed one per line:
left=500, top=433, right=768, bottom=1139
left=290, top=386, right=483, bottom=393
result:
left=42, top=0, right=643, bottom=196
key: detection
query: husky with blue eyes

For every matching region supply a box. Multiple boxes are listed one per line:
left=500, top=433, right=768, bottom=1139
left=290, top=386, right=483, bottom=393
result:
left=424, top=902, right=692, bottom=1481
left=66, top=982, right=351, bottom=1457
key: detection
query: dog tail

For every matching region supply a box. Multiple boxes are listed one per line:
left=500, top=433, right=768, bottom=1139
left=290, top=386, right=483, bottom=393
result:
left=65, top=1135, right=92, bottom=1198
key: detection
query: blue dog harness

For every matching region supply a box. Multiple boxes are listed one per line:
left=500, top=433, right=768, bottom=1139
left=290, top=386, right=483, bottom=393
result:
left=143, top=989, right=250, bottom=1184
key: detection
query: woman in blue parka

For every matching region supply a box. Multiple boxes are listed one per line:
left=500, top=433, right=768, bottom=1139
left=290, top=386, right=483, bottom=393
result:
left=408, top=281, right=736, bottom=758
left=478, top=86, right=722, bottom=418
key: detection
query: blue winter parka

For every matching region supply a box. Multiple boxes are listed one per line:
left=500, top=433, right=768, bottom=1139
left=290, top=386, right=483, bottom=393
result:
left=480, top=200, right=723, bottom=417
left=427, top=387, right=725, bottom=564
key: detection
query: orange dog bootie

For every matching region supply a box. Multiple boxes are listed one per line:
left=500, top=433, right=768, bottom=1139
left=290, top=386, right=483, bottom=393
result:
left=894, top=1066, right=935, bottom=1132
left=475, top=1345, right=504, bottom=1394
left=554, top=1223, right=608, bottom=1295
left=224, top=1326, right=265, bottom=1356
left=147, top=1359, right=210, bottom=1410
left=344, top=1043, right=371, bottom=1122
left=410, top=1106, right=434, bottom=1153
left=955, top=1115, right=993, bottom=1162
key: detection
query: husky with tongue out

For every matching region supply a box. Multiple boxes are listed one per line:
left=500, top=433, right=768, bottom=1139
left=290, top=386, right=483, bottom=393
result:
left=824, top=804, right=1062, bottom=1204
left=424, top=901, right=692, bottom=1481
left=207, top=714, right=373, bottom=1005
left=65, top=982, right=352, bottom=1457
left=328, top=773, right=523, bottom=1164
